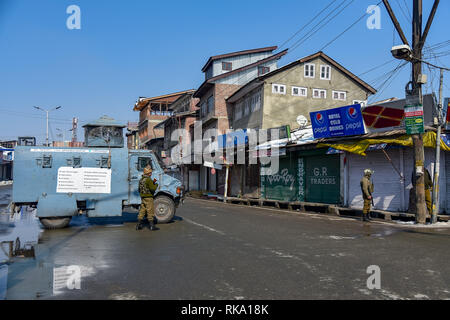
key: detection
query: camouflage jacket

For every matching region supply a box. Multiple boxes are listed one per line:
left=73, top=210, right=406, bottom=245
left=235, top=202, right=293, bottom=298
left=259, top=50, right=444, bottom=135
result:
left=360, top=176, right=374, bottom=200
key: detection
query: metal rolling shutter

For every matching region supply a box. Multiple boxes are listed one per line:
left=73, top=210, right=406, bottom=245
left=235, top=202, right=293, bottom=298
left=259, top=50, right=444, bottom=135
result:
left=348, top=150, right=403, bottom=211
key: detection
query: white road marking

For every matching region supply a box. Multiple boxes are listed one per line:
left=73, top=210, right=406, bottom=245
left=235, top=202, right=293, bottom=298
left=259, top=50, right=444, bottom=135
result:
left=183, top=217, right=226, bottom=235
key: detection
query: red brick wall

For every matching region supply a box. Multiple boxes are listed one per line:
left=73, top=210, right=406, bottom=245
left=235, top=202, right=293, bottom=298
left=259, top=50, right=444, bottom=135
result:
left=214, top=83, right=241, bottom=135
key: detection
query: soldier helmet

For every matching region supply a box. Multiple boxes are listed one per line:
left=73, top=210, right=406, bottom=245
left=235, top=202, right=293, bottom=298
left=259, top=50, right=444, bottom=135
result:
left=143, top=166, right=152, bottom=176
left=364, top=169, right=373, bottom=176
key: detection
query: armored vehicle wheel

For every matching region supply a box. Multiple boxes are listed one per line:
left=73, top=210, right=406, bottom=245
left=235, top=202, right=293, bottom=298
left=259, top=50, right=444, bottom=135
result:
left=39, top=217, right=72, bottom=229
left=154, top=195, right=175, bottom=224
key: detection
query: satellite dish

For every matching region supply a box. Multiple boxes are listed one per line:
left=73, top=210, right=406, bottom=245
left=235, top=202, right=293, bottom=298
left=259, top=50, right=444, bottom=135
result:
left=296, top=115, right=308, bottom=128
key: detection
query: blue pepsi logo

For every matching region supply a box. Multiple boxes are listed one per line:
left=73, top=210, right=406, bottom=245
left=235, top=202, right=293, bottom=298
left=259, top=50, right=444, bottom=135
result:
left=315, top=112, right=325, bottom=125
left=347, top=106, right=358, bottom=120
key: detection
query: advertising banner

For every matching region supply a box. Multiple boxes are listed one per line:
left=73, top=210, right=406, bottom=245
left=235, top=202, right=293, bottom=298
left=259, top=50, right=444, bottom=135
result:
left=310, top=104, right=365, bottom=139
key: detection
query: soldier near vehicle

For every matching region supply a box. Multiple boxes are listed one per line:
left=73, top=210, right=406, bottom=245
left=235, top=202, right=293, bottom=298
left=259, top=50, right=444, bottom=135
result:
left=360, top=169, right=374, bottom=222
left=137, top=165, right=159, bottom=231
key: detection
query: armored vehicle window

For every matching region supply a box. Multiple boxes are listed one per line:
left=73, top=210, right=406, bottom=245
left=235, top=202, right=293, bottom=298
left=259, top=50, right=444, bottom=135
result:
left=42, top=155, right=52, bottom=168
left=138, top=157, right=153, bottom=171
left=73, top=157, right=81, bottom=168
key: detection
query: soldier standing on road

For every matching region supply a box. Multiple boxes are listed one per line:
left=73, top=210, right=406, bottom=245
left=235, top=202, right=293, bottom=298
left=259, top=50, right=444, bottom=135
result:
left=360, top=169, right=374, bottom=222
left=137, top=165, right=159, bottom=231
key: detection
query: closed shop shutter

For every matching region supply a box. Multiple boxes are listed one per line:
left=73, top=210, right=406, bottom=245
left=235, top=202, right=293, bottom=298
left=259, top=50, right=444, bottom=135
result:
left=305, top=154, right=340, bottom=204
left=188, top=170, right=199, bottom=191
left=261, top=154, right=298, bottom=201
left=348, top=150, right=403, bottom=211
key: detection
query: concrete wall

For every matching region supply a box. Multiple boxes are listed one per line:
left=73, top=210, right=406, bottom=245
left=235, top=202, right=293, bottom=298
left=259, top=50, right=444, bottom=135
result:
left=262, top=56, right=370, bottom=130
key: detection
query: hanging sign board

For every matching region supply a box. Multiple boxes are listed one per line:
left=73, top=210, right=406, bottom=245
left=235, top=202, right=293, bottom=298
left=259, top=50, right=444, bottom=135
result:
left=310, top=104, right=366, bottom=139
left=404, top=95, right=424, bottom=134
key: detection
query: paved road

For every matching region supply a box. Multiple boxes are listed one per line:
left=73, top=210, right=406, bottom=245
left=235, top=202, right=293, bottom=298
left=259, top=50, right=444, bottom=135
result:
left=3, top=196, right=450, bottom=300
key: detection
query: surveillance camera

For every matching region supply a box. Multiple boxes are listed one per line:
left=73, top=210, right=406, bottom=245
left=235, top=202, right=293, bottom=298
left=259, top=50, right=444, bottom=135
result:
left=391, top=44, right=413, bottom=61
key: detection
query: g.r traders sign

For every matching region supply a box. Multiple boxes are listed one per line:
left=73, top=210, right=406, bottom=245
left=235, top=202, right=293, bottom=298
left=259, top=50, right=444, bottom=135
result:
left=310, top=104, right=366, bottom=139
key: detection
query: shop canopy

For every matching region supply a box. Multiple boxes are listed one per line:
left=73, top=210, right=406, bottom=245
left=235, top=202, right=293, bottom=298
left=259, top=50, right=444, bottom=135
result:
left=317, top=131, right=450, bottom=156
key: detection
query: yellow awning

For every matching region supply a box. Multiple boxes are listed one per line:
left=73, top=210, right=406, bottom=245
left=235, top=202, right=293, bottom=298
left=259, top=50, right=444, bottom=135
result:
left=317, top=131, right=450, bottom=156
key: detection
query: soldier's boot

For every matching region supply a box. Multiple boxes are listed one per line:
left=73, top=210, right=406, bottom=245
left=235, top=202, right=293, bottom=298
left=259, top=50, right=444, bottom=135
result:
left=362, top=213, right=370, bottom=222
left=148, top=220, right=159, bottom=231
left=136, top=220, right=144, bottom=230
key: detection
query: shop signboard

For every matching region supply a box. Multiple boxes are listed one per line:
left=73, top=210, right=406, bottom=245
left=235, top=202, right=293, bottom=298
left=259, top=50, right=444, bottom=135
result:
left=310, top=104, right=365, bottom=139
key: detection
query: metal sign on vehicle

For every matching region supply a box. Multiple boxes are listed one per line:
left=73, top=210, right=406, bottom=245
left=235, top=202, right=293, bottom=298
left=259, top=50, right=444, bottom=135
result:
left=310, top=104, right=366, bottom=139
left=56, top=167, right=112, bottom=194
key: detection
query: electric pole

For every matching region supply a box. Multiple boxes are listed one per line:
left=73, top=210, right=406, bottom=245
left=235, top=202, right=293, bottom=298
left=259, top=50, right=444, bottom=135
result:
left=34, top=106, right=62, bottom=146
left=411, top=0, right=427, bottom=224
left=382, top=0, right=440, bottom=224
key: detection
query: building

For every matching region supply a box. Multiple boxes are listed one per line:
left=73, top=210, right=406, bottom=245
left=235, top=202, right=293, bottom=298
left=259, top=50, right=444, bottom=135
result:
left=222, top=51, right=376, bottom=199
left=126, top=122, right=139, bottom=150
left=154, top=90, right=198, bottom=166
left=133, top=90, right=193, bottom=149
left=227, top=51, right=376, bottom=132
left=191, top=46, right=288, bottom=192
left=0, top=140, right=17, bottom=181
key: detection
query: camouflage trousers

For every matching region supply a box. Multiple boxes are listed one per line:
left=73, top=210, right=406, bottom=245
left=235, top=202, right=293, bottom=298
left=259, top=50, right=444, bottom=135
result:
left=363, top=199, right=372, bottom=214
left=138, top=197, right=155, bottom=222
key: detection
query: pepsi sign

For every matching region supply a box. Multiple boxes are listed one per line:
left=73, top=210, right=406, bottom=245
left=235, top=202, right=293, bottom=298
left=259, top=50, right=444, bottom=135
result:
left=310, top=104, right=366, bottom=139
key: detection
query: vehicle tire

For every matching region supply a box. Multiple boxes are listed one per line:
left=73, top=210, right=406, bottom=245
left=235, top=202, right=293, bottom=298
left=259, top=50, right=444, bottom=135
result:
left=39, top=217, right=72, bottom=229
left=154, top=195, right=175, bottom=224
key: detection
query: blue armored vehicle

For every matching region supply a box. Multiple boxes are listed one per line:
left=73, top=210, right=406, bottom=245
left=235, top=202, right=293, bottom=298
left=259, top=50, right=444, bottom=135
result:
left=12, top=116, right=184, bottom=229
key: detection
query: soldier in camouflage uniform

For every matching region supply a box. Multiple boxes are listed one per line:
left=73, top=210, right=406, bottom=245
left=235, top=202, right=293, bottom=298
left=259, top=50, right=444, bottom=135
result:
left=412, top=168, right=433, bottom=216
left=137, top=165, right=159, bottom=231
left=360, top=169, right=374, bottom=222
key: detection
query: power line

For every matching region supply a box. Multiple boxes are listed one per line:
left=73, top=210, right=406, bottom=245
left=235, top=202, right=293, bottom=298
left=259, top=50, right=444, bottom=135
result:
left=319, top=0, right=383, bottom=51
left=289, top=0, right=355, bottom=54
left=278, top=0, right=339, bottom=51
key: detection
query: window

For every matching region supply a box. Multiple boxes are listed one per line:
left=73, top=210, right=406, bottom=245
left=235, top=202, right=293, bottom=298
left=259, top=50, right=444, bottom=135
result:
left=244, top=97, right=250, bottom=116
left=222, top=62, right=232, bottom=71
left=201, top=101, right=207, bottom=117
left=207, top=95, right=214, bottom=114
left=272, top=84, right=286, bottom=95
left=353, top=100, right=367, bottom=107
left=292, top=86, right=307, bottom=97
left=235, top=102, right=243, bottom=120
left=258, top=66, right=270, bottom=76
left=304, top=63, right=315, bottom=78
left=320, top=65, right=331, bottom=80
left=332, top=90, right=346, bottom=101
left=138, top=157, right=153, bottom=171
left=313, top=89, right=326, bottom=99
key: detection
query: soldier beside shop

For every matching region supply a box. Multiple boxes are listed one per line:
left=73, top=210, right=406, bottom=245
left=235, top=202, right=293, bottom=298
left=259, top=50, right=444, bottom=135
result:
left=411, top=168, right=433, bottom=216
left=360, top=169, right=374, bottom=222
left=137, top=165, right=159, bottom=231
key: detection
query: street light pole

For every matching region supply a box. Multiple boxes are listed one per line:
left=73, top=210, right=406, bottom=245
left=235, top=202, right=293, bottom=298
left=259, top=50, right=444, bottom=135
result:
left=432, top=68, right=444, bottom=224
left=34, top=106, right=61, bottom=146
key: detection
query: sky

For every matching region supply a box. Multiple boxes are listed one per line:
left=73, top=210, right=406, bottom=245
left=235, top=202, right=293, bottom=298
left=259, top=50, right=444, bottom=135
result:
left=0, top=0, right=449, bottom=144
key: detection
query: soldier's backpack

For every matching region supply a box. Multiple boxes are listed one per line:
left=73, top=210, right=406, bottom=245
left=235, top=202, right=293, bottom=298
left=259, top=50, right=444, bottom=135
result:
left=138, top=176, right=153, bottom=195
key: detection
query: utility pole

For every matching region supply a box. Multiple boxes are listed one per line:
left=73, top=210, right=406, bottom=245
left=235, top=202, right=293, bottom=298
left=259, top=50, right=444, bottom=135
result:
left=383, top=0, right=440, bottom=224
left=34, top=106, right=62, bottom=146
left=411, top=0, right=427, bottom=224
left=432, top=68, right=444, bottom=224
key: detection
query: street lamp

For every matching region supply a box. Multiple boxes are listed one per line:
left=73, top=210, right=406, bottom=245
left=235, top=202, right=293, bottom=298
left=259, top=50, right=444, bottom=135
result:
left=34, top=106, right=62, bottom=146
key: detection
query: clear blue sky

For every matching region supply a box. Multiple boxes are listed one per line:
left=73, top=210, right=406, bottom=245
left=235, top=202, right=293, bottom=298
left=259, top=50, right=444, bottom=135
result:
left=0, top=0, right=449, bottom=143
